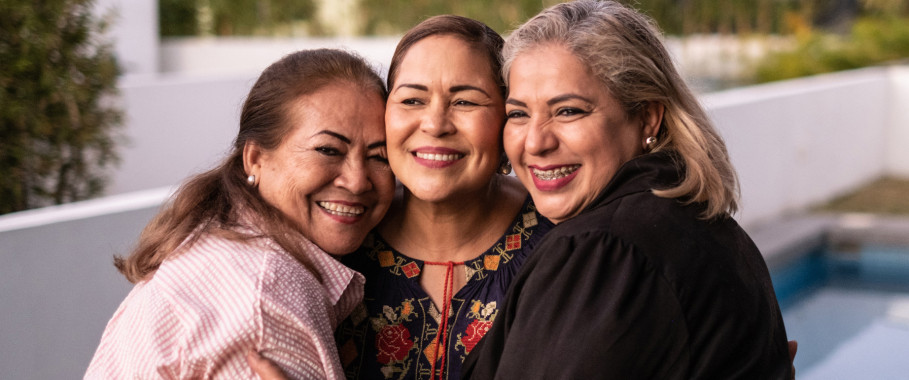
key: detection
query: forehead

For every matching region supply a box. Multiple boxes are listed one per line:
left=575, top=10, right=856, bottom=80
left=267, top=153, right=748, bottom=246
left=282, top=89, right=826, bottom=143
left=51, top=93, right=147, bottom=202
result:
left=394, top=35, right=496, bottom=86
left=509, top=45, right=608, bottom=95
left=284, top=83, right=386, bottom=139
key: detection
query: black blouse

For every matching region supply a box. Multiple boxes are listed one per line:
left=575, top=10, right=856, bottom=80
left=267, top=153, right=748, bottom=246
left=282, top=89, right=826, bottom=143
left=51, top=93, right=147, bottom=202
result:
left=463, top=152, right=791, bottom=379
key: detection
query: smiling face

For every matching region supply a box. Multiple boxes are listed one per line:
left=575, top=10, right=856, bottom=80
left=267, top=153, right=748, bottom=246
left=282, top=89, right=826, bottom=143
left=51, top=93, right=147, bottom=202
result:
left=385, top=34, right=505, bottom=202
left=504, top=44, right=659, bottom=224
left=245, top=82, right=394, bottom=255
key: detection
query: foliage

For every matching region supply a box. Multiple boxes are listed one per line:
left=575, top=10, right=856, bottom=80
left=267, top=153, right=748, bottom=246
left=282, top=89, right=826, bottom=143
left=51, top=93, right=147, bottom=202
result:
left=0, top=0, right=122, bottom=214
left=157, top=0, right=909, bottom=37
left=357, top=0, right=554, bottom=36
left=160, top=0, right=317, bottom=36
left=752, top=15, right=909, bottom=83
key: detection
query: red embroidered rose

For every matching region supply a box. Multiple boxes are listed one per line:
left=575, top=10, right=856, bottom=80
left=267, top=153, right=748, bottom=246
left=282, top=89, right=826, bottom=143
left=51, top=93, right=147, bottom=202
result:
left=461, top=319, right=493, bottom=354
left=376, top=324, right=413, bottom=364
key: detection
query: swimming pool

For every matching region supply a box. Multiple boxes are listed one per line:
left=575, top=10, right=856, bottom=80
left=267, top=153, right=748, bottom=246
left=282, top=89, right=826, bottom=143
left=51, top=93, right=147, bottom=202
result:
left=766, top=215, right=909, bottom=379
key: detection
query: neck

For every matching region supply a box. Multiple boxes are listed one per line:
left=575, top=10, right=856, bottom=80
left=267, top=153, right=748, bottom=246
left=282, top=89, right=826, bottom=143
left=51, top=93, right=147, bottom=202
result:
left=380, top=176, right=524, bottom=262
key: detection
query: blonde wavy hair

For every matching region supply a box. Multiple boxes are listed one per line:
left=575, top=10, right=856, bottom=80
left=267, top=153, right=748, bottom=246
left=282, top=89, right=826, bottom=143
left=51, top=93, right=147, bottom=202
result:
left=503, top=0, right=739, bottom=219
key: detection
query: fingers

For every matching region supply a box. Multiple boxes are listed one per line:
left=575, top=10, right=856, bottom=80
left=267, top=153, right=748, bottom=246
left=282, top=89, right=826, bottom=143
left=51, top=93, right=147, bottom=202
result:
left=247, top=351, right=288, bottom=380
left=788, top=340, right=798, bottom=380
left=788, top=340, right=798, bottom=361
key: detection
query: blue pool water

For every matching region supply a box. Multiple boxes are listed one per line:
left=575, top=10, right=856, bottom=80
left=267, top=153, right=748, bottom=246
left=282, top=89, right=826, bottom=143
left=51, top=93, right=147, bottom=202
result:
left=772, top=244, right=909, bottom=379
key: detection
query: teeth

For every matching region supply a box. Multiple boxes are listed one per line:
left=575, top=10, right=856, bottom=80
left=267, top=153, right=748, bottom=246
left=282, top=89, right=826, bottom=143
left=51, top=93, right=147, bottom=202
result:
left=318, top=201, right=364, bottom=216
left=415, top=152, right=463, bottom=161
left=531, top=165, right=580, bottom=181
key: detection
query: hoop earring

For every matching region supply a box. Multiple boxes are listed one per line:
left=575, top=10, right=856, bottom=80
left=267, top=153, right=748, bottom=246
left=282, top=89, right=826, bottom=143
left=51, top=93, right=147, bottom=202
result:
left=498, top=159, right=512, bottom=175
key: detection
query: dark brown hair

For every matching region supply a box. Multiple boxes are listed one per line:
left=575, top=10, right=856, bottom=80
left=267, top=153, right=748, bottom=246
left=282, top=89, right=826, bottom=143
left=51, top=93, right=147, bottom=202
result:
left=386, top=15, right=505, bottom=96
left=115, top=49, right=386, bottom=283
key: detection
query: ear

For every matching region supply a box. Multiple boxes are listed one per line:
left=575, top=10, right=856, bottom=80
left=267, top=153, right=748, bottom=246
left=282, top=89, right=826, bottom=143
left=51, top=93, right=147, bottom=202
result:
left=242, top=141, right=264, bottom=177
left=642, top=101, right=664, bottom=139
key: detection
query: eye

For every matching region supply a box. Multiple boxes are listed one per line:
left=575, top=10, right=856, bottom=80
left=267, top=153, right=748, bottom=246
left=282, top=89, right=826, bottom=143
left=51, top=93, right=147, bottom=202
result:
left=506, top=110, right=528, bottom=119
left=454, top=99, right=478, bottom=106
left=401, top=98, right=423, bottom=106
left=556, top=107, right=587, bottom=117
left=315, top=146, right=341, bottom=156
left=369, top=154, right=389, bottom=164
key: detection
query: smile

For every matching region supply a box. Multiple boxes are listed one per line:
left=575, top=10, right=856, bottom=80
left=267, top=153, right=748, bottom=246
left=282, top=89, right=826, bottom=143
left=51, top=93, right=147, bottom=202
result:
left=532, top=165, right=581, bottom=181
left=317, top=201, right=365, bottom=217
left=414, top=152, right=464, bottom=162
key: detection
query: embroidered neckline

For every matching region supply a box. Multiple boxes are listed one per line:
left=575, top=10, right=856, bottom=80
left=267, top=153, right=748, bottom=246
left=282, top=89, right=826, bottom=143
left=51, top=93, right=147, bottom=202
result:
left=368, top=197, right=536, bottom=282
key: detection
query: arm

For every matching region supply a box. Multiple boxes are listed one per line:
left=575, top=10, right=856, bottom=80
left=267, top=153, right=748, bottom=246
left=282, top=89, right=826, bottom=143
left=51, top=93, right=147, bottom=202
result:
left=468, top=233, right=689, bottom=379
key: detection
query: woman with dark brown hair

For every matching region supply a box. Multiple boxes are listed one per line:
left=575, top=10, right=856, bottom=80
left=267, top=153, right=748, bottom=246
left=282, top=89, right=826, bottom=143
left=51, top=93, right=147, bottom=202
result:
left=331, top=15, right=553, bottom=380
left=85, top=49, right=394, bottom=379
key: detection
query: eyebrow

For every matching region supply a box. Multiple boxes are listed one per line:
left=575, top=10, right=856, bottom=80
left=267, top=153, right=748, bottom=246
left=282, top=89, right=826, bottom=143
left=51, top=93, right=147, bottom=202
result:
left=547, top=94, right=594, bottom=106
left=394, top=83, right=491, bottom=97
left=450, top=85, right=490, bottom=97
left=316, top=130, right=350, bottom=144
left=506, top=94, right=594, bottom=108
left=318, top=130, right=386, bottom=150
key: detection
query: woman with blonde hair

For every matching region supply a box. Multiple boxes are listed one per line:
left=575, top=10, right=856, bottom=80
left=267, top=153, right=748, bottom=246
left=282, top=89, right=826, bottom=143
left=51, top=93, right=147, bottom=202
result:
left=463, top=1, right=791, bottom=378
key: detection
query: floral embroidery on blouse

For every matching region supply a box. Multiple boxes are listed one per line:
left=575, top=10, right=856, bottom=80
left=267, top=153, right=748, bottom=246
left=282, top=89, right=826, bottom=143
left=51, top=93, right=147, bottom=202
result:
left=335, top=197, right=553, bottom=380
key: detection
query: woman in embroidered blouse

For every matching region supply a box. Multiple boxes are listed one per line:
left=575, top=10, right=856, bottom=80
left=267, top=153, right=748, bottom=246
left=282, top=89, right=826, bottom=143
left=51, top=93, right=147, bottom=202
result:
left=334, top=15, right=553, bottom=380
left=85, top=49, right=395, bottom=379
left=462, top=1, right=792, bottom=378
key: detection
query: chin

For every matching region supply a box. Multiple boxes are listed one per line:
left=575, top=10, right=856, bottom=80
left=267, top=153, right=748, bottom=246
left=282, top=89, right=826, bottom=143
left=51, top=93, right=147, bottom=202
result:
left=312, top=234, right=365, bottom=256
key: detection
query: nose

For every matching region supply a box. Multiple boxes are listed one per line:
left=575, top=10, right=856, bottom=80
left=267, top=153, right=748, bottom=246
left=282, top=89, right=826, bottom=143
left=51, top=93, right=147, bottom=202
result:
left=419, top=102, right=455, bottom=137
left=335, top=157, right=373, bottom=195
left=524, top=116, right=558, bottom=156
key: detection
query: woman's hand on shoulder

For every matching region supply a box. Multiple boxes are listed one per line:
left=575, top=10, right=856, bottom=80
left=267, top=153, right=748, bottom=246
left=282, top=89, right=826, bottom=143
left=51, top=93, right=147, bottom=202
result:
left=247, top=351, right=288, bottom=380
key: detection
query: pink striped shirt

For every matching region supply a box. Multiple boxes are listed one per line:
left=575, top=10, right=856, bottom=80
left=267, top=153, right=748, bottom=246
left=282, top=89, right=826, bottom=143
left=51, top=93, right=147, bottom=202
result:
left=85, top=225, right=364, bottom=379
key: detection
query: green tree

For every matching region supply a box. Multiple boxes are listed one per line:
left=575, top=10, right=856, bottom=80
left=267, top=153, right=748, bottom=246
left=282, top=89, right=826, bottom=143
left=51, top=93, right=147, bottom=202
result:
left=0, top=0, right=122, bottom=214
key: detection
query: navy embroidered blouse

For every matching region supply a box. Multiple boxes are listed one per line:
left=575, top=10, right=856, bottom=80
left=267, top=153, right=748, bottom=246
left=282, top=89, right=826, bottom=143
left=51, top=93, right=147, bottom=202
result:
left=335, top=197, right=553, bottom=380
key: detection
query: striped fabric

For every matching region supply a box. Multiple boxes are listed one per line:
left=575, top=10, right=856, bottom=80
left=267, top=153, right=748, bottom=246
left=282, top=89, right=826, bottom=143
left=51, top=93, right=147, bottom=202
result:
left=85, top=225, right=364, bottom=379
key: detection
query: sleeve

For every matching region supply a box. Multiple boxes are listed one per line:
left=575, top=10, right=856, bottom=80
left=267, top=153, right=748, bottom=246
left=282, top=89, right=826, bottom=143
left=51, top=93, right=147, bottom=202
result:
left=84, top=284, right=183, bottom=379
left=464, top=232, right=691, bottom=379
left=254, top=254, right=346, bottom=380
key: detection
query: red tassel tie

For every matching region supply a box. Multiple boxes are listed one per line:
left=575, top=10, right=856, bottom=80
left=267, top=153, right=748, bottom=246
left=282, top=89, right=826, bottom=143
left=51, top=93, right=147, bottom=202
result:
left=423, top=260, right=463, bottom=380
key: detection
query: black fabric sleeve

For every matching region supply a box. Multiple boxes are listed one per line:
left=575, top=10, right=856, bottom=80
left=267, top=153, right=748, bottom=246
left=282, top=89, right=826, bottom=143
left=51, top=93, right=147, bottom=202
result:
left=464, top=231, right=690, bottom=379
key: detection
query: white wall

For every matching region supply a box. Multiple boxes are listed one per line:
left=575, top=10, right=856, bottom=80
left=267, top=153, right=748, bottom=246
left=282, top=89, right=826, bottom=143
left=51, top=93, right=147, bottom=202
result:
left=95, top=0, right=159, bottom=75
left=158, top=36, right=399, bottom=76
left=110, top=73, right=253, bottom=194
left=886, top=66, right=909, bottom=176
left=703, top=68, right=895, bottom=226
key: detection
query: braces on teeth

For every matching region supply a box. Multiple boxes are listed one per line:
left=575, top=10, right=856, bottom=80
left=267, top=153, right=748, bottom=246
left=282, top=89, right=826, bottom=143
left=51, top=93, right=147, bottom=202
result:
left=533, top=165, right=580, bottom=180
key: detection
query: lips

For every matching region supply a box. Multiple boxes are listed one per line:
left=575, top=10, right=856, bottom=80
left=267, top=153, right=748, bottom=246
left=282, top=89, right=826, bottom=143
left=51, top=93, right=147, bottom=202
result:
left=415, top=152, right=464, bottom=162
left=411, top=147, right=465, bottom=168
left=317, top=201, right=365, bottom=217
left=529, top=164, right=580, bottom=191
left=532, top=164, right=580, bottom=181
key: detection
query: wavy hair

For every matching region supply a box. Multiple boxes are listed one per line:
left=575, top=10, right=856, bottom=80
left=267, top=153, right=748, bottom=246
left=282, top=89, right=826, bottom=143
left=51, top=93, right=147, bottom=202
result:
left=503, top=0, right=739, bottom=218
left=115, top=49, right=386, bottom=283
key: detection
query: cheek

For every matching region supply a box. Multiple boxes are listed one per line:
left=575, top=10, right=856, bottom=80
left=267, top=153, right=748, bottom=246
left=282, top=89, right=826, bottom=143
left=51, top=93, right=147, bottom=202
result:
left=502, top=124, right=523, bottom=161
left=384, top=109, right=410, bottom=145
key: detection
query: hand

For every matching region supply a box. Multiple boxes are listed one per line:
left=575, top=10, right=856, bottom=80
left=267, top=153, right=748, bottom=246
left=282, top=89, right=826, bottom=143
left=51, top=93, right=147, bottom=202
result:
left=247, top=351, right=289, bottom=380
left=788, top=340, right=798, bottom=380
